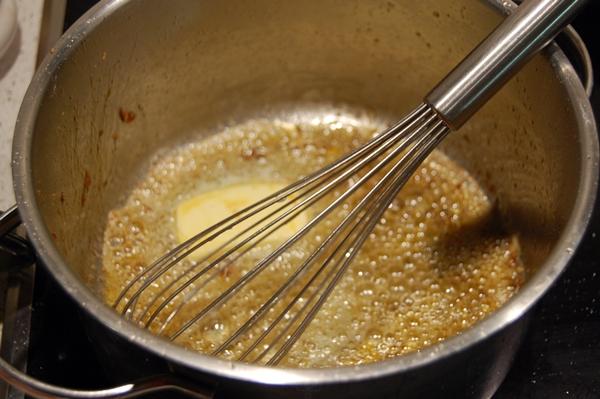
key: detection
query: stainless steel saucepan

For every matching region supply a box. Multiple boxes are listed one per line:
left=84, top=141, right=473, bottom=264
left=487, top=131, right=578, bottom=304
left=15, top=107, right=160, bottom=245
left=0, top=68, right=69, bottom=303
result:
left=0, top=0, right=597, bottom=398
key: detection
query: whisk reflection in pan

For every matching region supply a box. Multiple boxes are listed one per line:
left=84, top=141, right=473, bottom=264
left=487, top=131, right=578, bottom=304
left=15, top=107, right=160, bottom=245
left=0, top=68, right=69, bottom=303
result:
left=112, top=0, right=586, bottom=365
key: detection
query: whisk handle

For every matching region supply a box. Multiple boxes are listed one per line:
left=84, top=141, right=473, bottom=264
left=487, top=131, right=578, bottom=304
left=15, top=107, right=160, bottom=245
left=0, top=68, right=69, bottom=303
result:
left=425, top=0, right=587, bottom=130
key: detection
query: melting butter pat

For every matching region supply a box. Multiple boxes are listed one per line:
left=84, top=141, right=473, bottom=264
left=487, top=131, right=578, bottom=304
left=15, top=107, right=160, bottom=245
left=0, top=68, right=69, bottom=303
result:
left=176, top=182, right=309, bottom=259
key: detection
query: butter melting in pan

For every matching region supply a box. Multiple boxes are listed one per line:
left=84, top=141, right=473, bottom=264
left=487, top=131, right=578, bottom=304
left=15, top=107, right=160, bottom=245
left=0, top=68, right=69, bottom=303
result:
left=101, top=117, right=524, bottom=368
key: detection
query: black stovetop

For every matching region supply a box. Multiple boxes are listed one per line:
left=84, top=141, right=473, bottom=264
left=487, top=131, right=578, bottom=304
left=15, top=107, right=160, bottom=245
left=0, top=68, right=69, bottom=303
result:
left=22, top=1, right=600, bottom=398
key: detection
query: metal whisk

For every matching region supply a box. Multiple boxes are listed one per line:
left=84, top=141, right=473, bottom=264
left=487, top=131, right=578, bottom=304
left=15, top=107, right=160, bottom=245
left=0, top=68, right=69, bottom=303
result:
left=113, top=0, right=586, bottom=365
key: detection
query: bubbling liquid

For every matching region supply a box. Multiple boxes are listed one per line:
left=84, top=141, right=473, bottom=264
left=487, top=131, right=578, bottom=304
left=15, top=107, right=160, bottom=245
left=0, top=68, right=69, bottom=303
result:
left=101, top=117, right=524, bottom=368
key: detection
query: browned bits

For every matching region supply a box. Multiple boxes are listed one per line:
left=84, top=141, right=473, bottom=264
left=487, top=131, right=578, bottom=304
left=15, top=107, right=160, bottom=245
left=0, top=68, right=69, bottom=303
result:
left=101, top=118, right=525, bottom=368
left=119, top=107, right=136, bottom=123
left=241, top=147, right=258, bottom=160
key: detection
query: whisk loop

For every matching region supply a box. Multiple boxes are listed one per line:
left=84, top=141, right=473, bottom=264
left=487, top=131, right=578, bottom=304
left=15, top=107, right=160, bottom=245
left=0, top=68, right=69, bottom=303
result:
left=113, top=103, right=449, bottom=364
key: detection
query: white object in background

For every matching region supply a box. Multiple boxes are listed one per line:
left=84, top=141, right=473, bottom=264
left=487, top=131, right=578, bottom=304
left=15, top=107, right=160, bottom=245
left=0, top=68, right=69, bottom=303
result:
left=0, top=0, right=17, bottom=59
left=0, top=0, right=44, bottom=211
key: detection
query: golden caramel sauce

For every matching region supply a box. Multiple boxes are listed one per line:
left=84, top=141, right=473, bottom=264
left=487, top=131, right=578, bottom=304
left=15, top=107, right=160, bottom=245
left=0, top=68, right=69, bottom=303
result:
left=101, top=117, right=524, bottom=368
